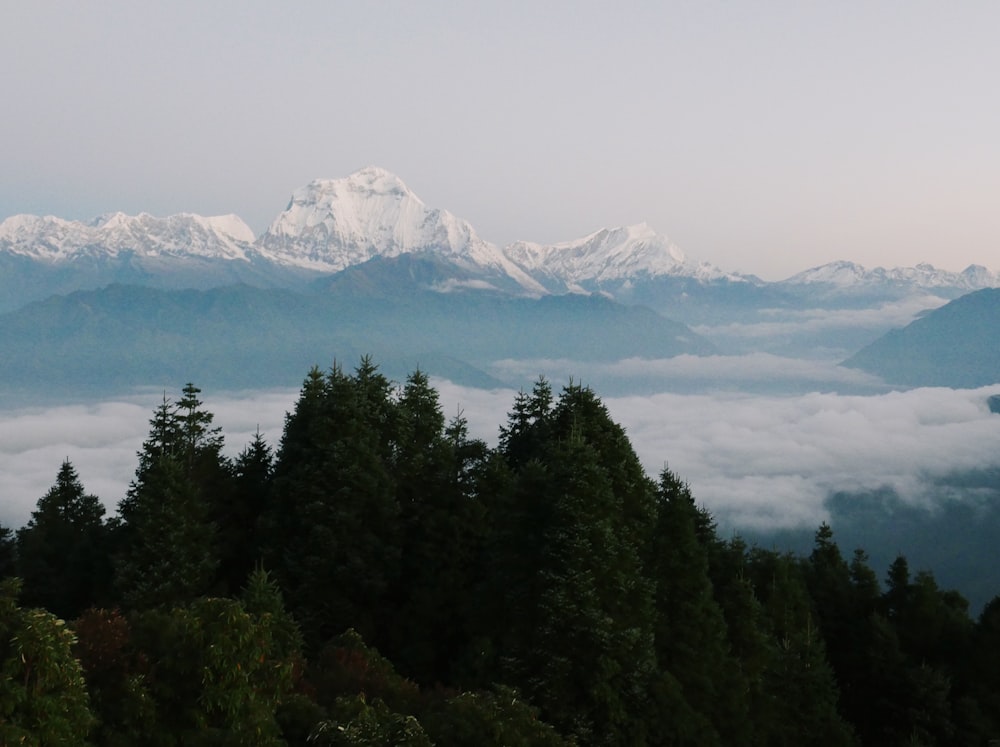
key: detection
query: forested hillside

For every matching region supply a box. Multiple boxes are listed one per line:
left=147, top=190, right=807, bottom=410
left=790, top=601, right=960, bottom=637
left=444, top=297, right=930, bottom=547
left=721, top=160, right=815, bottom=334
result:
left=2, top=361, right=999, bottom=745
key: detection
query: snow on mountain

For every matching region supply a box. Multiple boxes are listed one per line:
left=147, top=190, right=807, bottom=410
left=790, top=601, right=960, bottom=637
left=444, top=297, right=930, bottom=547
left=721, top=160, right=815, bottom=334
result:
left=0, top=211, right=255, bottom=262
left=784, top=260, right=1000, bottom=291
left=505, top=222, right=738, bottom=291
left=5, top=167, right=994, bottom=302
left=255, top=166, right=545, bottom=293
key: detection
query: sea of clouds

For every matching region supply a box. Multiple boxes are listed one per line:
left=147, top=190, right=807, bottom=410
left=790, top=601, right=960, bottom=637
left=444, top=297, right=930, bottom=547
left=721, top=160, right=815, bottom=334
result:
left=2, top=355, right=999, bottom=535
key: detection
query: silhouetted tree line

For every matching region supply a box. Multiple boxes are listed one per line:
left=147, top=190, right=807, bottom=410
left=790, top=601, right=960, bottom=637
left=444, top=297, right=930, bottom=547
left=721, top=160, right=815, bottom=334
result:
left=2, top=357, right=1000, bottom=744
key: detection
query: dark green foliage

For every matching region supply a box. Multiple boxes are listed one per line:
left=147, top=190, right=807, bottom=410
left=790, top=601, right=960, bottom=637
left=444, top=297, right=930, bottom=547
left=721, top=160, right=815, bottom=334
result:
left=705, top=538, right=774, bottom=742
left=0, top=578, right=94, bottom=745
left=0, top=524, right=16, bottom=579
left=17, top=460, right=111, bottom=619
left=308, top=629, right=422, bottom=717
left=121, top=596, right=298, bottom=746
left=310, top=695, right=432, bottom=747
left=10, top=362, right=1000, bottom=745
left=648, top=469, right=748, bottom=744
left=216, top=431, right=274, bottom=594
left=491, top=381, right=658, bottom=744
left=263, top=361, right=401, bottom=649
left=388, top=370, right=489, bottom=685
left=114, top=385, right=227, bottom=608
left=746, top=548, right=856, bottom=746
left=419, top=685, right=572, bottom=747
left=72, top=608, right=157, bottom=746
left=114, top=456, right=218, bottom=609
left=967, top=597, right=1000, bottom=738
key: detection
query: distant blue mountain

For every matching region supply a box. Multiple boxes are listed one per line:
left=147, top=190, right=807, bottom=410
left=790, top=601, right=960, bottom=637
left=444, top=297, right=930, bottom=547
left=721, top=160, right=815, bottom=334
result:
left=843, top=288, right=1000, bottom=388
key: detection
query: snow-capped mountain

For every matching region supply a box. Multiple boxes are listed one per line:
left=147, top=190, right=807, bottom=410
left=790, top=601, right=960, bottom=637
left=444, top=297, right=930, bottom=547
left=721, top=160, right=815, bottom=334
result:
left=255, top=166, right=545, bottom=293
left=3, top=166, right=999, bottom=318
left=783, top=260, right=999, bottom=292
left=0, top=212, right=255, bottom=262
left=0, top=211, right=273, bottom=313
left=505, top=223, right=738, bottom=293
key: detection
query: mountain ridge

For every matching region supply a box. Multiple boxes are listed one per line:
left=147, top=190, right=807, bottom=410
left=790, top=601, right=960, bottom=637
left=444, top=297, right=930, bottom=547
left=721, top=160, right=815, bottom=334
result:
left=842, top=288, right=1000, bottom=388
left=2, top=166, right=998, bottom=315
left=0, top=166, right=1000, bottom=294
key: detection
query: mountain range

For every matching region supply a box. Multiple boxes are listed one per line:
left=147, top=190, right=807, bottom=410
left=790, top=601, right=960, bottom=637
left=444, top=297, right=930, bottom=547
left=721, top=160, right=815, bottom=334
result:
left=3, top=166, right=997, bottom=316
left=2, top=166, right=999, bottom=397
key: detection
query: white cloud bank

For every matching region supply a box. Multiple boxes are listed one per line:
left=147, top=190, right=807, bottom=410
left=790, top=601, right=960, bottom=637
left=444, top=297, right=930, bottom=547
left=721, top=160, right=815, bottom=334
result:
left=436, top=380, right=1000, bottom=531
left=2, top=378, right=999, bottom=535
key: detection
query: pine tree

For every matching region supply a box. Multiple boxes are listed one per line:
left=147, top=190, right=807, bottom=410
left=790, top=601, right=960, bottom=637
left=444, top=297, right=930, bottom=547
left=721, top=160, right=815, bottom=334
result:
left=647, top=468, right=748, bottom=745
left=490, top=383, right=657, bottom=744
left=17, top=460, right=110, bottom=619
left=708, top=537, right=773, bottom=743
left=216, top=430, right=274, bottom=594
left=748, top=548, right=855, bottom=746
left=0, top=524, right=15, bottom=579
left=264, top=361, right=401, bottom=650
left=388, top=371, right=488, bottom=684
left=114, top=387, right=222, bottom=609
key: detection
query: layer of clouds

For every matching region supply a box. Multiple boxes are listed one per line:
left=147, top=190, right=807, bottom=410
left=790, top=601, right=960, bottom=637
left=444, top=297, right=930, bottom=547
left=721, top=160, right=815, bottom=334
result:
left=601, top=387, right=1000, bottom=531
left=489, top=354, right=888, bottom=395
left=433, top=379, right=1000, bottom=532
left=694, top=295, right=948, bottom=341
left=0, top=389, right=300, bottom=529
left=3, top=376, right=999, bottom=536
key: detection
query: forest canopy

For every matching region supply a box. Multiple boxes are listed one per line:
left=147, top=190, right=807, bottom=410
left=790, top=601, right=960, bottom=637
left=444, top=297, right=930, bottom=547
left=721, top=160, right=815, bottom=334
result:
left=2, top=358, right=999, bottom=745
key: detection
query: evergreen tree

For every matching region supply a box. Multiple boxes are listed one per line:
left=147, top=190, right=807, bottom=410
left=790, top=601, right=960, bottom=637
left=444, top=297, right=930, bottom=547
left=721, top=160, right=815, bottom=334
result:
left=114, top=387, right=222, bottom=608
left=747, top=548, right=855, bottom=746
left=490, top=382, right=657, bottom=744
left=16, top=460, right=110, bottom=619
left=0, top=524, right=17, bottom=579
left=876, top=557, right=972, bottom=742
left=648, top=468, right=748, bottom=745
left=388, top=371, right=488, bottom=684
left=708, top=537, right=774, bottom=743
left=115, top=456, right=218, bottom=609
left=967, top=597, right=1000, bottom=738
left=264, top=361, right=401, bottom=649
left=804, top=524, right=874, bottom=738
left=216, top=430, right=274, bottom=594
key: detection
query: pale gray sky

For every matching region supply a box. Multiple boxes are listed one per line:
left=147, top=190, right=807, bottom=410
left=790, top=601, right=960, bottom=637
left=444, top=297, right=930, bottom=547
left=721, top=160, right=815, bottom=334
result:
left=2, top=1, right=998, bottom=279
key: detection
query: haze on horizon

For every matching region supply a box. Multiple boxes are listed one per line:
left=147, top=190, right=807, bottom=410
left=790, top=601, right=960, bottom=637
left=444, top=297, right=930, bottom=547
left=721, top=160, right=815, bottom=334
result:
left=2, top=2, right=999, bottom=281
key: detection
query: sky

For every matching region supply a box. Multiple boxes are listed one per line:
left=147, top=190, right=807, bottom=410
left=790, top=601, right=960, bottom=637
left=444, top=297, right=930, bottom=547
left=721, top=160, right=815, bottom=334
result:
left=2, top=2, right=999, bottom=280
left=2, top=370, right=999, bottom=533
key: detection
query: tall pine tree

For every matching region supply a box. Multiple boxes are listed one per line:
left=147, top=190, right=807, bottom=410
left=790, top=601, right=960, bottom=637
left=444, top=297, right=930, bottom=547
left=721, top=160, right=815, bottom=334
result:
left=113, top=386, right=223, bottom=609
left=17, top=460, right=110, bottom=619
left=263, top=361, right=401, bottom=650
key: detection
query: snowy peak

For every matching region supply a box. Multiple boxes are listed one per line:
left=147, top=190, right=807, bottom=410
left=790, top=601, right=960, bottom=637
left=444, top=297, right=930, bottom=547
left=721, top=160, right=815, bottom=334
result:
left=258, top=167, right=483, bottom=269
left=0, top=211, right=255, bottom=262
left=257, top=167, right=545, bottom=292
left=785, top=260, right=1000, bottom=291
left=505, top=222, right=734, bottom=290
